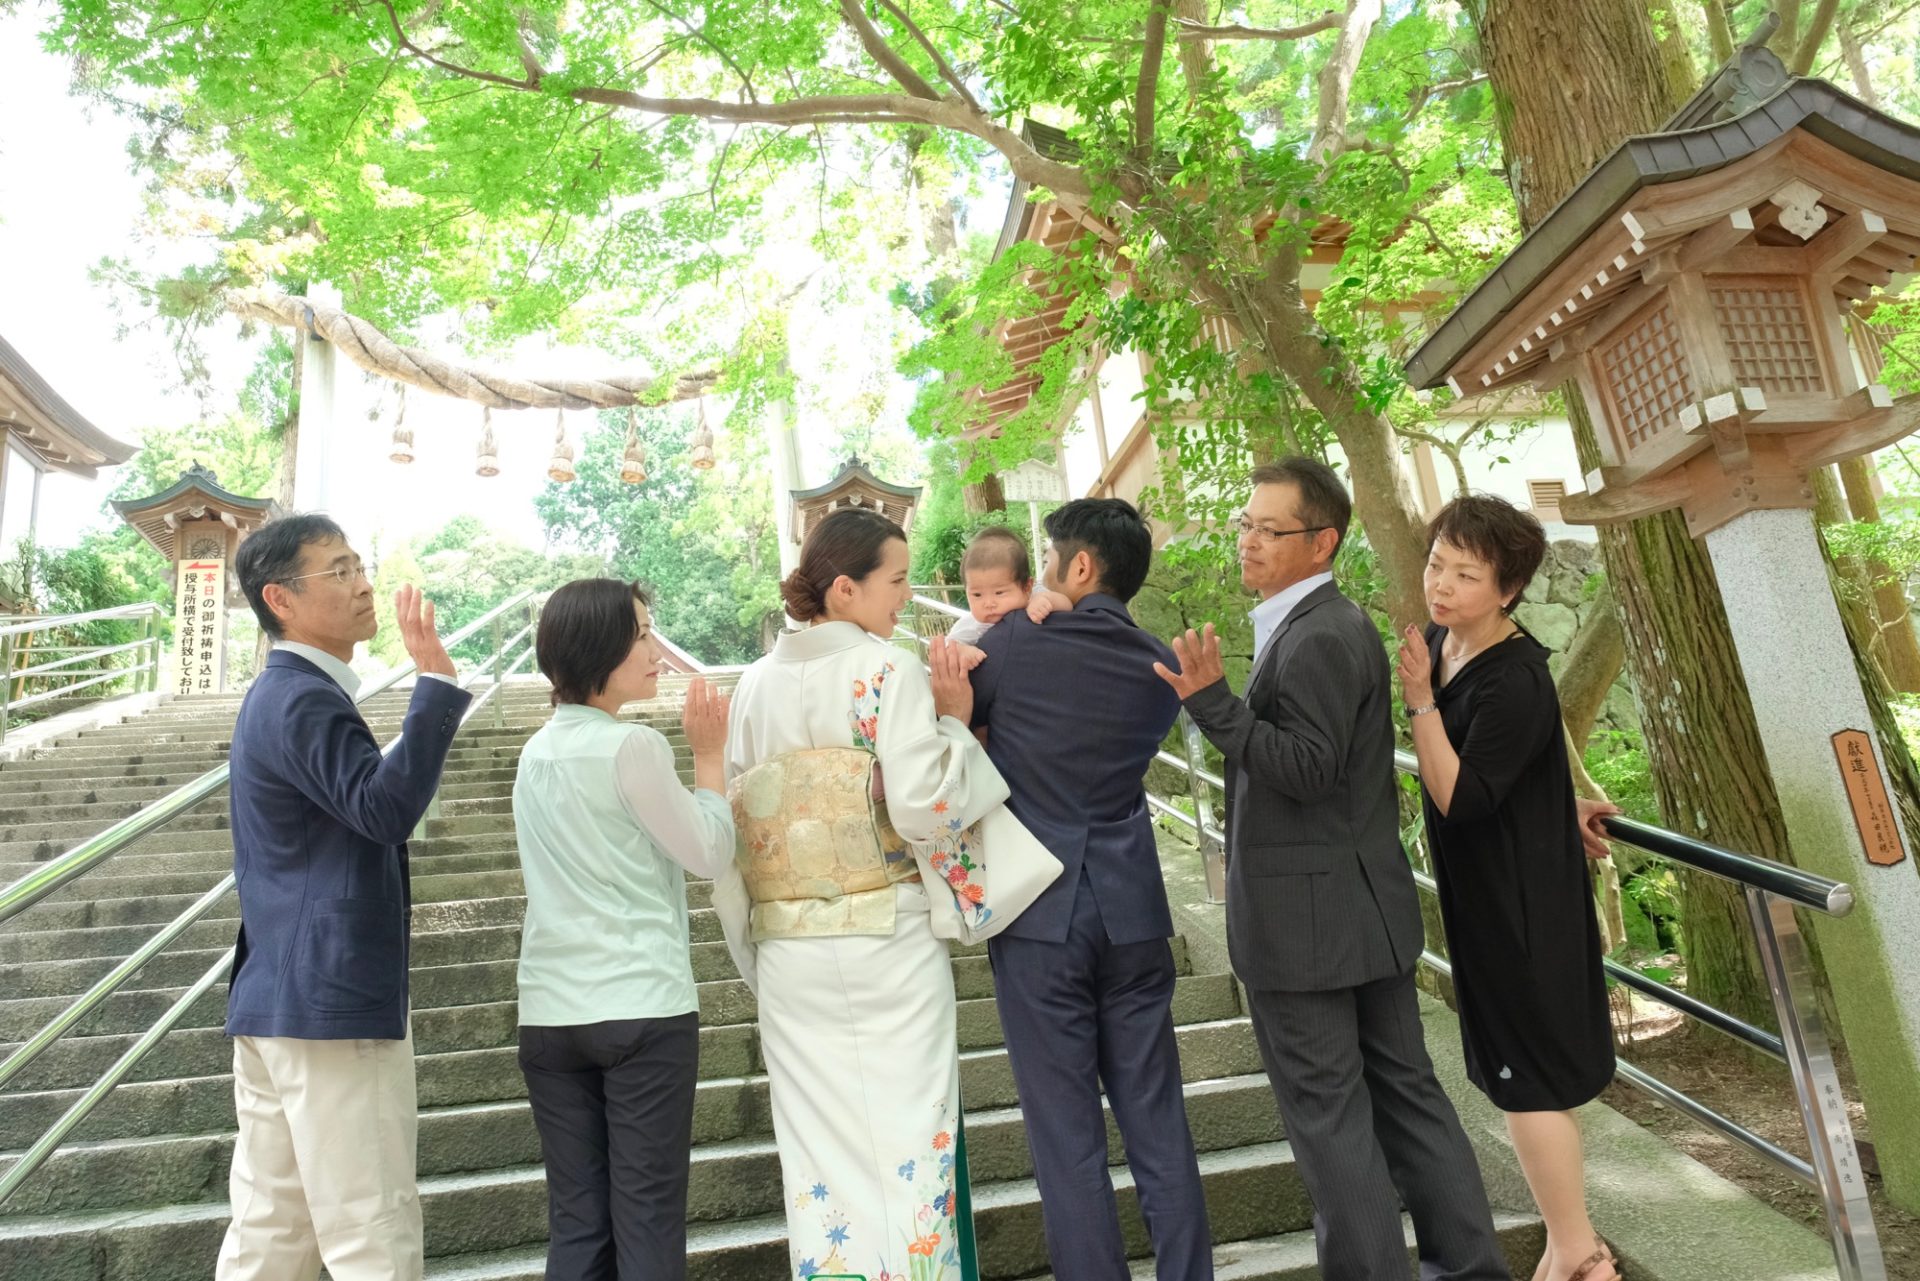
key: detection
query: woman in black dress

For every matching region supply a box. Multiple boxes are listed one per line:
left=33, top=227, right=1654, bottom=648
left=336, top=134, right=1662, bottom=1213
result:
left=1397, top=494, right=1618, bottom=1281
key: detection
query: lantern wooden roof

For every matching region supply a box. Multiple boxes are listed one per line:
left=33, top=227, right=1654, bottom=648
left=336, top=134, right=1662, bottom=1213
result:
left=1405, top=72, right=1920, bottom=536
left=111, top=464, right=278, bottom=560
left=0, top=332, right=137, bottom=477
left=791, top=459, right=922, bottom=543
left=1405, top=78, right=1920, bottom=399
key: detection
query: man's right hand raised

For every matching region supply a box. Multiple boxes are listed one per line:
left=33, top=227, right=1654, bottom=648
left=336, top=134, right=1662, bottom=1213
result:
left=1153, top=624, right=1225, bottom=700
left=394, top=585, right=456, bottom=679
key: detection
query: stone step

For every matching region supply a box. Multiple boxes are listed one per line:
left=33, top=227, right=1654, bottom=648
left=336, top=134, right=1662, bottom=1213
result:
left=0, top=845, right=545, bottom=926
left=0, top=1066, right=1281, bottom=1219
left=0, top=1133, right=1303, bottom=1281
left=0, top=835, right=531, bottom=892
left=1035, top=1214, right=1546, bottom=1281
left=0, top=948, right=1216, bottom=1078
left=1, top=929, right=1196, bottom=1088
left=0, top=994, right=1251, bottom=1152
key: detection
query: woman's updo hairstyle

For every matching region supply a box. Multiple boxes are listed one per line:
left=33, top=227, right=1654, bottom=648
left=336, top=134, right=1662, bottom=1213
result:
left=781, top=507, right=907, bottom=622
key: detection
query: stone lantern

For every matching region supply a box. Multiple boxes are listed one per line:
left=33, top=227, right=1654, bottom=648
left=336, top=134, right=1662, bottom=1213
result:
left=111, top=464, right=277, bottom=697
left=1407, top=66, right=1920, bottom=1249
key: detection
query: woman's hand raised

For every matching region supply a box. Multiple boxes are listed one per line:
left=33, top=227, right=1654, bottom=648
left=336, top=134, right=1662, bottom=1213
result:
left=928, top=635, right=975, bottom=725
left=683, top=677, right=731, bottom=760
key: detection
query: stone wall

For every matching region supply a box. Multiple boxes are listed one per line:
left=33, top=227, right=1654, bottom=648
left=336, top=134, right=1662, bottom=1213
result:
left=1513, top=538, right=1640, bottom=745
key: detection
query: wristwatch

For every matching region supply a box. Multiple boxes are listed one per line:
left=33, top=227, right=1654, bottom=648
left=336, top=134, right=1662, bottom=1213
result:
left=1408, top=702, right=1438, bottom=717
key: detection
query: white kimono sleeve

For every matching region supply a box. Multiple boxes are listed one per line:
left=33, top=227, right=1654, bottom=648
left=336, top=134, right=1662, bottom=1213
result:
left=872, top=654, right=1010, bottom=841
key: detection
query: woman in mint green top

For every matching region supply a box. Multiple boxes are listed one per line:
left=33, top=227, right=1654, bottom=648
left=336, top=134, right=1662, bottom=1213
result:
left=511, top=578, right=733, bottom=1281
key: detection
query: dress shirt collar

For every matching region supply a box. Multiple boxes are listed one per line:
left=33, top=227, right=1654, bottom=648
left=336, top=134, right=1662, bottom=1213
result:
left=274, top=641, right=362, bottom=700
left=1249, top=571, right=1335, bottom=663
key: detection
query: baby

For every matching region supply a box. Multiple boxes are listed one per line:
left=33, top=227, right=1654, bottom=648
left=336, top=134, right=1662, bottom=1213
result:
left=945, top=526, right=1071, bottom=655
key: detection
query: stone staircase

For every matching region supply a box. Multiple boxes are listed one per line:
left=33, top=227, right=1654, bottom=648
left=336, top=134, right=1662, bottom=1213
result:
left=0, top=677, right=1543, bottom=1279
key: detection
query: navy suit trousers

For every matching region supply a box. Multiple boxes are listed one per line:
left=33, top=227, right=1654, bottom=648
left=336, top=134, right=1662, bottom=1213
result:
left=988, top=870, right=1214, bottom=1281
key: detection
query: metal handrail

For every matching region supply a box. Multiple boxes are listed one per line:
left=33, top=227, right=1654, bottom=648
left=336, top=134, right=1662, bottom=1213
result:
left=1, top=604, right=164, bottom=738
left=885, top=592, right=1881, bottom=1278
left=0, top=603, right=162, bottom=639
left=0, top=598, right=542, bottom=1205
left=0, top=590, right=537, bottom=926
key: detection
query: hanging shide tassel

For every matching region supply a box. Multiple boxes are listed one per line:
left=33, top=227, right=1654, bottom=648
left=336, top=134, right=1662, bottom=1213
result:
left=387, top=388, right=414, bottom=464
left=547, top=409, right=576, bottom=483
left=689, top=397, right=716, bottom=470
left=475, top=406, right=500, bottom=477
left=619, top=407, right=648, bottom=485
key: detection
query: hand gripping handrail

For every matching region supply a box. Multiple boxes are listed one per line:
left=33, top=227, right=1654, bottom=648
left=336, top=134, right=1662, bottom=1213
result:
left=0, top=590, right=536, bottom=926
left=0, top=595, right=541, bottom=1205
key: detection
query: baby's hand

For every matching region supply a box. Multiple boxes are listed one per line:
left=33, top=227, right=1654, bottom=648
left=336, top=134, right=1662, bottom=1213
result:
left=1027, top=590, right=1073, bottom=624
left=953, top=641, right=989, bottom=671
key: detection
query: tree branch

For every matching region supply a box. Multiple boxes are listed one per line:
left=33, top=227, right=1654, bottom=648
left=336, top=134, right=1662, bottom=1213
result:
left=513, top=17, right=543, bottom=88
left=1791, top=0, right=1843, bottom=73
left=1135, top=0, right=1171, bottom=164
left=1308, top=0, right=1383, bottom=166
left=375, top=0, right=533, bottom=89
left=837, top=0, right=942, bottom=100
left=874, top=0, right=985, bottom=114
left=1174, top=11, right=1342, bottom=41
left=1701, top=0, right=1735, bottom=63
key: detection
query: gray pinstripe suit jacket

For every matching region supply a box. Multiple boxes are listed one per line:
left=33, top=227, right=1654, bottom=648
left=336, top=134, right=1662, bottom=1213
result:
left=1182, top=580, right=1424, bottom=992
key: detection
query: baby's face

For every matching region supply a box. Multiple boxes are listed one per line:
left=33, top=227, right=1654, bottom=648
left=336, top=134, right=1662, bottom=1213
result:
left=965, top=567, right=1030, bottom=626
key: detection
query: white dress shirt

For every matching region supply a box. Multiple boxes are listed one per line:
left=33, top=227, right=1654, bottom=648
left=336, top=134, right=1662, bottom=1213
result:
left=275, top=641, right=460, bottom=700
left=1248, top=571, right=1336, bottom=666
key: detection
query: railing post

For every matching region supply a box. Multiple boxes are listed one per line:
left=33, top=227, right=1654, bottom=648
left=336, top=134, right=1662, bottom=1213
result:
left=1745, top=886, right=1885, bottom=1281
left=1178, top=710, right=1225, bottom=904
left=144, top=608, right=160, bottom=693
left=0, top=633, right=12, bottom=741
left=491, top=615, right=506, bottom=729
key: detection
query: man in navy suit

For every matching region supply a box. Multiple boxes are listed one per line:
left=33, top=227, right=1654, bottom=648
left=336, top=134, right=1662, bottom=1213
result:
left=970, top=498, right=1213, bottom=1281
left=217, top=514, right=472, bottom=1281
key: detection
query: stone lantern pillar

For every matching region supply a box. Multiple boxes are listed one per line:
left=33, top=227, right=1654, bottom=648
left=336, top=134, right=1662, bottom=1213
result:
left=1407, top=72, right=1920, bottom=1244
left=112, top=464, right=278, bottom=697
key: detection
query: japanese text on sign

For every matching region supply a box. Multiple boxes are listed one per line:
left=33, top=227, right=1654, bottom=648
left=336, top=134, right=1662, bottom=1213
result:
left=1831, top=729, right=1906, bottom=867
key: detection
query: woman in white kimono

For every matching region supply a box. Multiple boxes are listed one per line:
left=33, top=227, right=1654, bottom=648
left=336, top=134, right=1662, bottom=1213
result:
left=723, top=507, right=1006, bottom=1281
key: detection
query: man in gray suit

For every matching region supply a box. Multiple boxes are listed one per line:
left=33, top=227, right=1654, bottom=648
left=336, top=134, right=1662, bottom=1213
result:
left=1154, top=457, right=1508, bottom=1281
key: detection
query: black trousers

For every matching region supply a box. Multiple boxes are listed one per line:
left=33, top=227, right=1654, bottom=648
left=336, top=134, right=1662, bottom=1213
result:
left=1244, top=972, right=1509, bottom=1281
left=988, top=873, right=1214, bottom=1281
left=518, top=1014, right=700, bottom=1281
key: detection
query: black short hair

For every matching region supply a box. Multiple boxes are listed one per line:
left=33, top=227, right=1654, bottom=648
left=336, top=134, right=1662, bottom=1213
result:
left=538, top=578, right=653, bottom=706
left=1426, top=495, right=1547, bottom=612
left=235, top=513, right=348, bottom=640
left=1249, top=457, right=1351, bottom=554
left=962, top=526, right=1031, bottom=586
left=1043, top=498, right=1154, bottom=602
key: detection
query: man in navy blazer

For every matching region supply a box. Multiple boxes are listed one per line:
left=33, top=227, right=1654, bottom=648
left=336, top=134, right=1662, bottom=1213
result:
left=971, top=498, right=1213, bottom=1281
left=217, top=514, right=471, bottom=1281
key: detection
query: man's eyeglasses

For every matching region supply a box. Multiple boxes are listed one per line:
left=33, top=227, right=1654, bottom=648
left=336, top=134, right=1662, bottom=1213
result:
left=1233, top=516, right=1331, bottom=544
left=279, top=560, right=369, bottom=588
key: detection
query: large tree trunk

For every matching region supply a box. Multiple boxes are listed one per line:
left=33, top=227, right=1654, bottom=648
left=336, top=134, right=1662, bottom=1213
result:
left=1555, top=579, right=1624, bottom=753
left=1473, top=0, right=1795, bottom=1026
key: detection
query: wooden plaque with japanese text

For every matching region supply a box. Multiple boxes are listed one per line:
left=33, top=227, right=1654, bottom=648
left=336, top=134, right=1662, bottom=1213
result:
left=1832, top=729, right=1906, bottom=867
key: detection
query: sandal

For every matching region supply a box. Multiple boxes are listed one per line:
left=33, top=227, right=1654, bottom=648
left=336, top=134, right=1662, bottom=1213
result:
left=1564, top=1242, right=1619, bottom=1281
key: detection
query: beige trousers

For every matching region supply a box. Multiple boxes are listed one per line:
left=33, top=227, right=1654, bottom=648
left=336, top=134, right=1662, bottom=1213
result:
left=214, top=1021, right=422, bottom=1281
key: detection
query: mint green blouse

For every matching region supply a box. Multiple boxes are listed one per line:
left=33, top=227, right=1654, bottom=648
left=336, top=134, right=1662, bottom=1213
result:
left=511, top=703, right=735, bottom=1026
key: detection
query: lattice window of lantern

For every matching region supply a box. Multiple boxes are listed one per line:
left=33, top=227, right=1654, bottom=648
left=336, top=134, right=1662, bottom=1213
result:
left=1527, top=479, right=1567, bottom=521
left=1600, top=301, right=1695, bottom=449
left=1708, top=278, right=1827, bottom=395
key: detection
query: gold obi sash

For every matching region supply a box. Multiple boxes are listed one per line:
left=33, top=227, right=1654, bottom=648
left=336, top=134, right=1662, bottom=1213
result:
left=727, top=747, right=920, bottom=941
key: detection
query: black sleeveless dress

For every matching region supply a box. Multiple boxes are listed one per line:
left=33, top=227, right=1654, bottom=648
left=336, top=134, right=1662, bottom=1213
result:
left=1419, top=625, right=1615, bottom=1112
